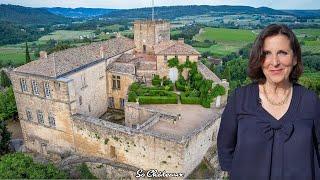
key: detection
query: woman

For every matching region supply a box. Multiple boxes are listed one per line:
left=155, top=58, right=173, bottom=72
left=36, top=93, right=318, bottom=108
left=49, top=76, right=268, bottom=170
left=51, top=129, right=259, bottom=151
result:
left=217, top=24, right=320, bottom=180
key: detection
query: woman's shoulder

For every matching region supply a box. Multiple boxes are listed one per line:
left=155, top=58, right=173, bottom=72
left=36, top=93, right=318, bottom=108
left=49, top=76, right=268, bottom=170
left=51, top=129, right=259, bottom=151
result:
left=294, top=83, right=319, bottom=104
left=227, top=83, right=258, bottom=103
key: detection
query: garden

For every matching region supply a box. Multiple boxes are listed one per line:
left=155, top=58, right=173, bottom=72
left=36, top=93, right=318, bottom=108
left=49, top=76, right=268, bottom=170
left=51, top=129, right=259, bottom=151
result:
left=128, top=58, right=226, bottom=108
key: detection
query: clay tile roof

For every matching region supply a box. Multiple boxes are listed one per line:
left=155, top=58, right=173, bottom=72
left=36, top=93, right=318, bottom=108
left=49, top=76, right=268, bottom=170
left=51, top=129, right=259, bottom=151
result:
left=14, top=37, right=135, bottom=78
left=154, top=40, right=200, bottom=55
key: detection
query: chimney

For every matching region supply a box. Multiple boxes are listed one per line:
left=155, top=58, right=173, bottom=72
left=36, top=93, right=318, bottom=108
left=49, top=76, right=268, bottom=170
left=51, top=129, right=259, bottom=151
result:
left=39, top=51, right=47, bottom=59
left=116, top=32, right=121, bottom=38
left=100, top=46, right=105, bottom=58
left=178, top=38, right=184, bottom=44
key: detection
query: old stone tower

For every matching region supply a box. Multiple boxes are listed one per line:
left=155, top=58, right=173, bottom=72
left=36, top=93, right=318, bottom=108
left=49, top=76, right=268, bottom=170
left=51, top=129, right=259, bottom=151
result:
left=134, top=20, right=170, bottom=53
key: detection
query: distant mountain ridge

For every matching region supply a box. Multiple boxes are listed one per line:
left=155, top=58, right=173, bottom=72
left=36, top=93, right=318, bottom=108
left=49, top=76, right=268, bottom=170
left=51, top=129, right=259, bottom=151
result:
left=283, top=10, right=320, bottom=18
left=0, top=4, right=69, bottom=25
left=46, top=7, right=117, bottom=18
left=102, top=5, right=291, bottom=20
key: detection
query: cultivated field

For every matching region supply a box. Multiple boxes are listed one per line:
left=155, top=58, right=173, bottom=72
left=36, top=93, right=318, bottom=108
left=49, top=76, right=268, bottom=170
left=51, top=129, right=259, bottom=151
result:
left=193, top=27, right=256, bottom=57
left=0, top=47, right=35, bottom=66
left=38, top=30, right=95, bottom=41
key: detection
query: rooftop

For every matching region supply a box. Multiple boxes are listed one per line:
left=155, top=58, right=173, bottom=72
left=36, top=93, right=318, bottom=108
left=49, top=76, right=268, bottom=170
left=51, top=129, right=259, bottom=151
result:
left=140, top=104, right=220, bottom=139
left=14, top=37, right=135, bottom=78
left=154, top=40, right=200, bottom=55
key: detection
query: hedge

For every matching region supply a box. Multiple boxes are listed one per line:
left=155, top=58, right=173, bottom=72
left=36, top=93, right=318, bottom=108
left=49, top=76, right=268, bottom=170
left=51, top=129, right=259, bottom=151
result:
left=128, top=91, right=137, bottom=102
left=175, top=81, right=186, bottom=91
left=138, top=96, right=178, bottom=104
left=180, top=94, right=201, bottom=104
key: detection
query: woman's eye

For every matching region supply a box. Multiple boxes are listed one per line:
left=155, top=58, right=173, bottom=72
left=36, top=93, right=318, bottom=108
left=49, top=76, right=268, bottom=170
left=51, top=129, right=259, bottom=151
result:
left=263, top=51, right=271, bottom=56
left=278, top=51, right=288, bottom=55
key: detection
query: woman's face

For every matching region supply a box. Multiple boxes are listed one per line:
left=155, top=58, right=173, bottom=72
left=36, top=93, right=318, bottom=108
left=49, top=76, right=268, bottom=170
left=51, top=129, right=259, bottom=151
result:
left=261, top=34, right=297, bottom=85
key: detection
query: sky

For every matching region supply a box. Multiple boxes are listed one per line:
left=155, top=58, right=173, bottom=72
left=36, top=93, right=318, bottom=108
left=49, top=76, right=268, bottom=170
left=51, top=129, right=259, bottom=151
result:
left=0, top=0, right=319, bottom=10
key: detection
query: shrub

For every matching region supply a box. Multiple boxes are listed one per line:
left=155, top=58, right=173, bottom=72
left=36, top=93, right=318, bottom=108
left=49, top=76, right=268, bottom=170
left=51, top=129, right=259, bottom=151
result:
left=180, top=93, right=201, bottom=104
left=168, top=57, right=179, bottom=68
left=128, top=91, right=137, bottom=102
left=0, top=153, right=68, bottom=179
left=211, top=84, right=226, bottom=97
left=152, top=75, right=161, bottom=86
left=129, top=82, right=140, bottom=92
left=77, top=163, right=97, bottom=179
left=189, top=89, right=200, bottom=97
left=176, top=75, right=187, bottom=91
left=175, top=81, right=185, bottom=91
left=138, top=96, right=178, bottom=104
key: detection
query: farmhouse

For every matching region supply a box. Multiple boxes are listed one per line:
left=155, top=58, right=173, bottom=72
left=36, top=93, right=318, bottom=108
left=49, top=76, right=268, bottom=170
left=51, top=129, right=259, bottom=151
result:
left=9, top=20, right=228, bottom=177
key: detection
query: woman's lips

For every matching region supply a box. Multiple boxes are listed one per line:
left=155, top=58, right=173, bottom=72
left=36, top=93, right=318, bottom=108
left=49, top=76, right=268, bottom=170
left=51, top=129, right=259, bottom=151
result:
left=270, top=69, right=283, bottom=74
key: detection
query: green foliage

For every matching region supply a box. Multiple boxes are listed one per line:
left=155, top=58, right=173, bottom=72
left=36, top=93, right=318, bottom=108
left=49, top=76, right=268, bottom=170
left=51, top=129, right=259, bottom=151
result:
left=0, top=153, right=68, bottom=179
left=25, top=42, right=31, bottom=63
left=221, top=66, right=231, bottom=82
left=0, top=86, right=17, bottom=121
left=175, top=75, right=187, bottom=91
left=168, top=57, right=179, bottom=68
left=138, top=96, right=178, bottom=104
left=0, top=121, right=11, bottom=155
left=0, top=70, right=11, bottom=88
left=152, top=75, right=161, bottom=86
left=76, top=163, right=97, bottom=179
left=211, top=84, right=226, bottom=97
left=128, top=91, right=137, bottom=102
left=129, top=82, right=140, bottom=92
left=180, top=93, right=201, bottom=104
left=299, top=72, right=320, bottom=95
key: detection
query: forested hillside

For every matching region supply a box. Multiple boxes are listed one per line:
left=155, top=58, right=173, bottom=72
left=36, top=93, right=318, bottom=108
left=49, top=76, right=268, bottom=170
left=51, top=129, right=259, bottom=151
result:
left=0, top=4, right=69, bottom=25
left=103, top=5, right=290, bottom=20
left=46, top=7, right=117, bottom=18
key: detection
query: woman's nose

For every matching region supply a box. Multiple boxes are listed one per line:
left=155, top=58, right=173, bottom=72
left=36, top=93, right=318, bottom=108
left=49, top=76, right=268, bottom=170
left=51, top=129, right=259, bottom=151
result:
left=271, top=55, right=280, bottom=66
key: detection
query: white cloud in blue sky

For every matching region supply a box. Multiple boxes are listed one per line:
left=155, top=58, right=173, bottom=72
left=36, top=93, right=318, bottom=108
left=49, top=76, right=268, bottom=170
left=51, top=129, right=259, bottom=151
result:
left=0, top=0, right=319, bottom=9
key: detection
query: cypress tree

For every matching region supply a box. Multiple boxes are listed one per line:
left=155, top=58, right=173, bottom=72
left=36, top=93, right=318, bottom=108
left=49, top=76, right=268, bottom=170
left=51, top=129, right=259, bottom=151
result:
left=0, top=70, right=11, bottom=88
left=25, top=42, right=31, bottom=63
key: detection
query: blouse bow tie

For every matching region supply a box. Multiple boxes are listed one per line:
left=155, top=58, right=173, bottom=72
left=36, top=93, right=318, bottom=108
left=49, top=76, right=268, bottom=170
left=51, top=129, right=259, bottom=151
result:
left=256, top=119, right=294, bottom=142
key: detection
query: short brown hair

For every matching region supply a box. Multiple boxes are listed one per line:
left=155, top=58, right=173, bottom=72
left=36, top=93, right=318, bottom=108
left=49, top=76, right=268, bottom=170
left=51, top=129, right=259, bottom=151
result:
left=248, top=24, right=303, bottom=83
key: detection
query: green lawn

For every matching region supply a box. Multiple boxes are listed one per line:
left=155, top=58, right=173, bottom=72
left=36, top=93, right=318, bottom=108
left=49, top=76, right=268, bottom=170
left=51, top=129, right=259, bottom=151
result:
left=294, top=28, right=320, bottom=37
left=193, top=27, right=256, bottom=57
left=38, top=30, right=95, bottom=41
left=0, top=47, right=36, bottom=66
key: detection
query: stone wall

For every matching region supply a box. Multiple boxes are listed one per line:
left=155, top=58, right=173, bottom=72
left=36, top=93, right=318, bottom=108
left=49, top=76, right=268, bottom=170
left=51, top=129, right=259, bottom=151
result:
left=9, top=72, right=75, bottom=155
left=72, top=114, right=185, bottom=175
left=66, top=61, right=107, bottom=117
left=156, top=55, right=199, bottom=79
left=134, top=21, right=170, bottom=53
left=106, top=72, right=135, bottom=109
left=124, top=102, right=155, bottom=128
left=183, top=117, right=217, bottom=177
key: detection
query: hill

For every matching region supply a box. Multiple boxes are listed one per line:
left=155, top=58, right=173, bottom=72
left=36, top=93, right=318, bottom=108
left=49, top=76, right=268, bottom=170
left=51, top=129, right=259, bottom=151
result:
left=0, top=4, right=69, bottom=25
left=103, top=5, right=291, bottom=20
left=282, top=10, right=320, bottom=18
left=46, top=7, right=117, bottom=18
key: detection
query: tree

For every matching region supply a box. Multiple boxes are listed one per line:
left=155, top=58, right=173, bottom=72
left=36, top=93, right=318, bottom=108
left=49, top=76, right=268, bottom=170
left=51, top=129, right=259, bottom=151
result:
left=0, top=70, right=11, bottom=88
left=25, top=42, right=31, bottom=63
left=0, top=87, right=17, bottom=121
left=0, top=153, right=68, bottom=179
left=221, top=66, right=231, bottom=82
left=0, top=120, right=11, bottom=155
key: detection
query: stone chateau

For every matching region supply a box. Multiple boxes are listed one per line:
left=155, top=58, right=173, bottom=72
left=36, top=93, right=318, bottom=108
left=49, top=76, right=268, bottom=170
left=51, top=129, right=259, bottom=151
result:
left=9, top=20, right=228, bottom=178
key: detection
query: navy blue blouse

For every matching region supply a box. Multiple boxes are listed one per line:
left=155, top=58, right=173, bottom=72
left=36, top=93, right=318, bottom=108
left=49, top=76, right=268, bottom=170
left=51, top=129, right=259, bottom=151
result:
left=217, top=83, right=320, bottom=180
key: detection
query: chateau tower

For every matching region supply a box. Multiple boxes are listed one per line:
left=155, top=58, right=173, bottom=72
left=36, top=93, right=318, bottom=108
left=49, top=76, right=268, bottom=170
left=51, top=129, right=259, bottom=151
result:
left=133, top=20, right=170, bottom=53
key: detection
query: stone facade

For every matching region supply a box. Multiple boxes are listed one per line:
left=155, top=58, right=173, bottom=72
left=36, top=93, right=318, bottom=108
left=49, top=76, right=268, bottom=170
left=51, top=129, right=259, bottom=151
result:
left=134, top=20, right=170, bottom=53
